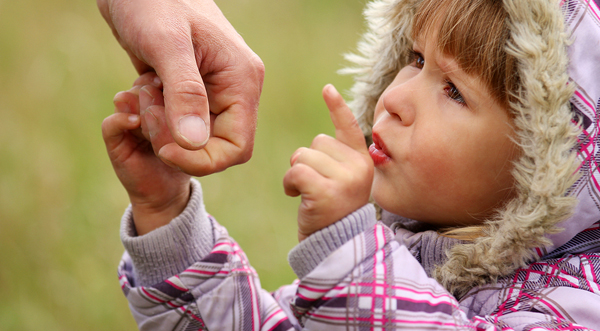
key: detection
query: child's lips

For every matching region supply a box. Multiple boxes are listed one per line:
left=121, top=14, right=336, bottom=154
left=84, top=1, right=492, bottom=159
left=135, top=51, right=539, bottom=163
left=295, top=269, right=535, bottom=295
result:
left=369, top=132, right=391, bottom=166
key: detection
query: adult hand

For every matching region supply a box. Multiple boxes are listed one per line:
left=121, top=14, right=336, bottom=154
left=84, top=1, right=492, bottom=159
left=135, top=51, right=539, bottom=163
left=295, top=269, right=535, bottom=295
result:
left=283, top=85, right=374, bottom=242
left=97, top=0, right=265, bottom=176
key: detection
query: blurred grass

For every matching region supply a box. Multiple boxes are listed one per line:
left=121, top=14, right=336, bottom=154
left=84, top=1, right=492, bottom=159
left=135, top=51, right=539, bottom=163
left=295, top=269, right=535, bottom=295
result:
left=0, top=0, right=366, bottom=329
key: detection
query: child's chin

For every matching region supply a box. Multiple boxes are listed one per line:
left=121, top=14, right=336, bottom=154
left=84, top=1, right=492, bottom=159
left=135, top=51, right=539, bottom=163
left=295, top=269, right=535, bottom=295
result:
left=373, top=197, right=407, bottom=219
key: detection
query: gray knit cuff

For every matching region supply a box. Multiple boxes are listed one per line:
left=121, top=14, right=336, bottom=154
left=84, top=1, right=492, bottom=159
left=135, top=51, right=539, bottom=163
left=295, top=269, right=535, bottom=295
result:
left=288, top=204, right=377, bottom=279
left=120, top=179, right=214, bottom=287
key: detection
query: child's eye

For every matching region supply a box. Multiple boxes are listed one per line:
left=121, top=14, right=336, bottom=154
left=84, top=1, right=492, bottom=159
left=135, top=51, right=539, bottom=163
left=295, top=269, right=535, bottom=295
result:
left=444, top=80, right=466, bottom=106
left=410, top=50, right=425, bottom=69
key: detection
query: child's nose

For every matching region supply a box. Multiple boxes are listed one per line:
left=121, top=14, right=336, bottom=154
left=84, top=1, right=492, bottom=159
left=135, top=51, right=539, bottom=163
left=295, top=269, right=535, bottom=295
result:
left=382, top=84, right=415, bottom=126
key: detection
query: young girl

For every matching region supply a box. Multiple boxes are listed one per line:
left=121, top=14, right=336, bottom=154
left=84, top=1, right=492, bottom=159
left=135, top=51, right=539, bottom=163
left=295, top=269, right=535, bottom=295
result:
left=103, top=0, right=600, bottom=329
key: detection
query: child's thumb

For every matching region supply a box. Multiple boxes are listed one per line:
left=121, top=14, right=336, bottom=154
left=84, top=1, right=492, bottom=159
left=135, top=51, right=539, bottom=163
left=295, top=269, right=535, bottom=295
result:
left=322, top=84, right=368, bottom=153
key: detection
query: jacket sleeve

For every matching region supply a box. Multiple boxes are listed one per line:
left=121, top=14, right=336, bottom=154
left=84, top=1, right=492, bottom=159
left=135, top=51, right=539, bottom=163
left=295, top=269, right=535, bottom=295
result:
left=118, top=179, right=297, bottom=331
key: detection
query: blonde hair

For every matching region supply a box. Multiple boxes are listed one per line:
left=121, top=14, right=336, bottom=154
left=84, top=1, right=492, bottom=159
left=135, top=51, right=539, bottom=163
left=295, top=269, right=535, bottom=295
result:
left=412, top=0, right=520, bottom=240
left=413, top=0, right=518, bottom=109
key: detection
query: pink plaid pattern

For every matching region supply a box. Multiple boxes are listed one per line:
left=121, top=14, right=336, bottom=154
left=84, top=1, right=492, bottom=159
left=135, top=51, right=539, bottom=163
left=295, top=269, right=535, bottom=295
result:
left=119, top=219, right=600, bottom=330
left=536, top=0, right=600, bottom=258
left=288, top=224, right=600, bottom=330
left=566, top=0, right=600, bottom=216
left=119, top=217, right=294, bottom=331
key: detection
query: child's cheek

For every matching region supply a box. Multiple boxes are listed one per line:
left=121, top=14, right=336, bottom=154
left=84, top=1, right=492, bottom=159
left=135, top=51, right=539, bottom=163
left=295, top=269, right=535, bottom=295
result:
left=408, top=134, right=465, bottom=196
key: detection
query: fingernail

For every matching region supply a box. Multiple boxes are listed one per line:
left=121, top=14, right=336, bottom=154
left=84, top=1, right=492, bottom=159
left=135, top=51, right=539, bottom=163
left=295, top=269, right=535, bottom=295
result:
left=178, top=115, right=208, bottom=147
left=144, top=110, right=159, bottom=138
left=153, top=76, right=162, bottom=88
left=140, top=86, right=155, bottom=109
left=128, top=114, right=140, bottom=123
left=113, top=91, right=128, bottom=103
left=290, top=149, right=302, bottom=165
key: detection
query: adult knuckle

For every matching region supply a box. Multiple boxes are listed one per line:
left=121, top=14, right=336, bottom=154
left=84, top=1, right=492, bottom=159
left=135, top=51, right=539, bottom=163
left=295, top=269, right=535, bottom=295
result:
left=167, top=79, right=209, bottom=105
left=239, top=147, right=254, bottom=164
left=249, top=53, right=265, bottom=76
left=212, top=154, right=235, bottom=173
left=232, top=144, right=254, bottom=165
left=170, top=79, right=206, bottom=96
left=227, top=135, right=254, bottom=165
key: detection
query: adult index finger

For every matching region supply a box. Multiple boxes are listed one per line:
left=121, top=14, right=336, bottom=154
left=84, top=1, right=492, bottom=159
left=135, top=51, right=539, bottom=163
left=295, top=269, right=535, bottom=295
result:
left=322, top=84, right=368, bottom=153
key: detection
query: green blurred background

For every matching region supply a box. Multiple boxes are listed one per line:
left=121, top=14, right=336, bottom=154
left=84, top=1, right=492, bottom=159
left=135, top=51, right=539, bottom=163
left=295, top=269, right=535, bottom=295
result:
left=0, top=0, right=366, bottom=329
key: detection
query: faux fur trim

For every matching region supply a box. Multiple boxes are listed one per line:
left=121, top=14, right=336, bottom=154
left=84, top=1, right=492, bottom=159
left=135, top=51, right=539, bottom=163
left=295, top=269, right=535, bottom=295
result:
left=340, top=0, right=419, bottom=137
left=343, top=0, right=580, bottom=297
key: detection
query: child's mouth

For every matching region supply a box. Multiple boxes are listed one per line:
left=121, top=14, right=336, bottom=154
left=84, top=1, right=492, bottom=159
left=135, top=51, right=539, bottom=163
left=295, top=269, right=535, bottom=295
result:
left=369, top=132, right=391, bottom=166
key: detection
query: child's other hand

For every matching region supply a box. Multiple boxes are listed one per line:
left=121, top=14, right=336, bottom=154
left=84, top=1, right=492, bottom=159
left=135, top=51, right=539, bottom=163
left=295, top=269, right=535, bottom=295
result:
left=102, top=72, right=191, bottom=235
left=284, top=85, right=374, bottom=242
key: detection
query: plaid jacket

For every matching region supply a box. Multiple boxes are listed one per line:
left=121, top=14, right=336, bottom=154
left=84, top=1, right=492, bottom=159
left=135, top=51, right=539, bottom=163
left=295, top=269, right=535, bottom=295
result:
left=118, top=181, right=600, bottom=330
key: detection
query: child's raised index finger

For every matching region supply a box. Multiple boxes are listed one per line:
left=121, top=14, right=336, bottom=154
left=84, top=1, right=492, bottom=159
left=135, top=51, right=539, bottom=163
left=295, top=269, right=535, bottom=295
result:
left=322, top=84, right=367, bottom=153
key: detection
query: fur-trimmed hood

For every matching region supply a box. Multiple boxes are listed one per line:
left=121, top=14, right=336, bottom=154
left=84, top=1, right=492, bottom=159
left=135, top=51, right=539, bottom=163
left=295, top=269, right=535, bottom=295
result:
left=343, top=0, right=600, bottom=297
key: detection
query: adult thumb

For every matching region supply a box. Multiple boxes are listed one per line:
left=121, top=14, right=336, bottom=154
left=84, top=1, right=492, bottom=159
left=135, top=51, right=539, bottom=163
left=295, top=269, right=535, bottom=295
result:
left=154, top=46, right=210, bottom=151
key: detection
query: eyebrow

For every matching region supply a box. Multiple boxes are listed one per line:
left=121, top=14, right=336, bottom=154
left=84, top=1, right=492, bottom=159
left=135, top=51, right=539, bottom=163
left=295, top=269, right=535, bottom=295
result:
left=436, top=55, right=462, bottom=77
left=413, top=40, right=462, bottom=76
left=413, top=41, right=490, bottom=108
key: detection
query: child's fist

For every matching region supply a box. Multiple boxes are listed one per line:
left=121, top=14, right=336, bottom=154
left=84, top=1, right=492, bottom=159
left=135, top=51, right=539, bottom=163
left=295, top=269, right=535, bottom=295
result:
left=283, top=85, right=374, bottom=241
left=103, top=73, right=191, bottom=235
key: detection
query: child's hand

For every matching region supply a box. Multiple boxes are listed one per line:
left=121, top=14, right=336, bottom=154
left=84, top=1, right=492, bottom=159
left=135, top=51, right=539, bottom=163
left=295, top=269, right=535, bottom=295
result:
left=102, top=73, right=191, bottom=235
left=284, top=85, right=374, bottom=242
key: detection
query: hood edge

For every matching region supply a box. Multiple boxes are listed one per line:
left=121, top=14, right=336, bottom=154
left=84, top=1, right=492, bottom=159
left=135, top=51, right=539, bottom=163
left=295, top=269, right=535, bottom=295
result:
left=343, top=0, right=581, bottom=297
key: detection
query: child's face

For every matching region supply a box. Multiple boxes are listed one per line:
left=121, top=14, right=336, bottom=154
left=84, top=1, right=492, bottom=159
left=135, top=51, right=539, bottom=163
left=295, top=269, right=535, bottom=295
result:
left=369, top=37, right=518, bottom=226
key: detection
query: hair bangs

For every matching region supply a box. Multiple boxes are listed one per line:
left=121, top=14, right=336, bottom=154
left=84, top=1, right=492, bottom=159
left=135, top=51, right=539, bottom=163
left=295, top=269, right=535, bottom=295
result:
left=412, top=0, right=517, bottom=109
